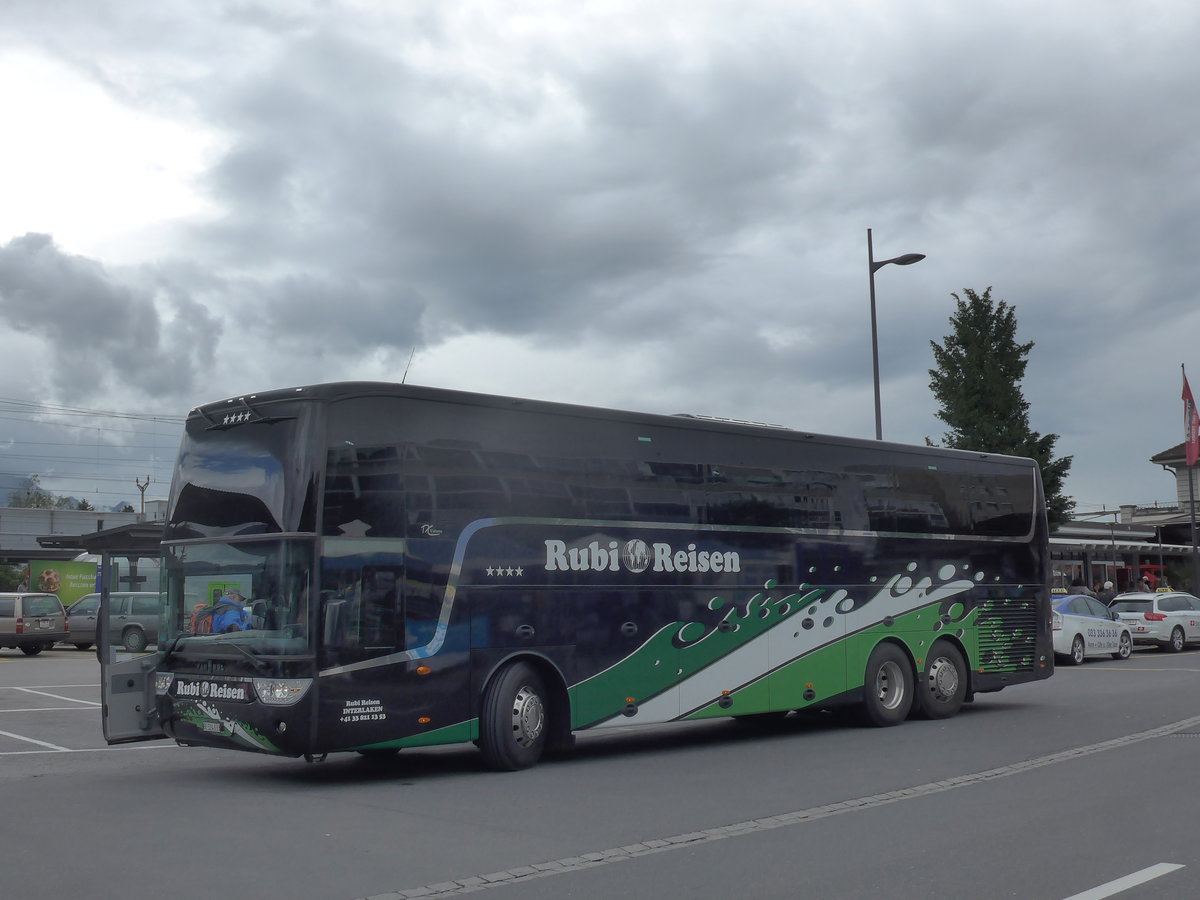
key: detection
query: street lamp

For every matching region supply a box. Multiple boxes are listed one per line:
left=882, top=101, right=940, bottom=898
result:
left=867, top=228, right=926, bottom=440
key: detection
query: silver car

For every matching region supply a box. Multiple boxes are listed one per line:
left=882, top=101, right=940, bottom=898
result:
left=0, top=593, right=68, bottom=655
left=66, top=592, right=161, bottom=652
left=1111, top=591, right=1200, bottom=652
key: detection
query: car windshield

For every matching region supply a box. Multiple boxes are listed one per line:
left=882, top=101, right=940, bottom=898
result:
left=161, top=538, right=314, bottom=655
left=1111, top=599, right=1152, bottom=612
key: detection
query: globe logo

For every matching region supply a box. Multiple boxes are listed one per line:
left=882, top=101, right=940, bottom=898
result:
left=621, top=539, right=651, bottom=573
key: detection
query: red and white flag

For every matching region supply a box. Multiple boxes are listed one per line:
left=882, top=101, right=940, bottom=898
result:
left=1184, top=366, right=1200, bottom=466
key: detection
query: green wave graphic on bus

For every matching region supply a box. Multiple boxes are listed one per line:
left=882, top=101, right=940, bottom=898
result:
left=176, top=701, right=281, bottom=753
left=570, top=562, right=983, bottom=727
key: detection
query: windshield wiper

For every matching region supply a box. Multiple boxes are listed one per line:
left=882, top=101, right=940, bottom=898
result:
left=217, top=638, right=270, bottom=674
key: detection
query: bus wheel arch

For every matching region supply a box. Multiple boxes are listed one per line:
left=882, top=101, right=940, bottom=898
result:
left=913, top=638, right=969, bottom=719
left=858, top=639, right=914, bottom=727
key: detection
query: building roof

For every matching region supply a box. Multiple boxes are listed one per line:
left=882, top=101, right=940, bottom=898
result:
left=1151, top=442, right=1188, bottom=465
left=36, top=521, right=166, bottom=558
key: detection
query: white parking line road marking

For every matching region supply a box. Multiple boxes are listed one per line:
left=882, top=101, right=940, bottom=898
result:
left=0, top=728, right=71, bottom=751
left=14, top=687, right=100, bottom=705
left=0, top=743, right=178, bottom=756
left=1063, top=863, right=1185, bottom=900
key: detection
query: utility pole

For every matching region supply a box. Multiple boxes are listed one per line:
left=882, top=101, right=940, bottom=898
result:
left=136, top=475, right=150, bottom=515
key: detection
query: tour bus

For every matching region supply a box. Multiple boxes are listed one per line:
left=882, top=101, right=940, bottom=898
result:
left=100, top=382, right=1052, bottom=770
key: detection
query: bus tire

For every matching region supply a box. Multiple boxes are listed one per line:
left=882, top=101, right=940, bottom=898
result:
left=913, top=640, right=967, bottom=719
left=859, top=642, right=913, bottom=726
left=479, top=662, right=548, bottom=771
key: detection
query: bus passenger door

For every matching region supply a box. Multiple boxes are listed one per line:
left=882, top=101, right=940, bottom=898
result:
left=98, top=590, right=167, bottom=744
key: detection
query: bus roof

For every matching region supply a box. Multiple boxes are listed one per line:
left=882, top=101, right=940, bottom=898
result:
left=190, top=380, right=1037, bottom=469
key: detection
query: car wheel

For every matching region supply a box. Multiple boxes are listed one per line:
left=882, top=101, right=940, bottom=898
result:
left=123, top=628, right=148, bottom=653
left=478, top=661, right=549, bottom=771
left=1168, top=627, right=1185, bottom=653
left=858, top=642, right=913, bottom=726
left=1113, top=633, right=1132, bottom=660
left=913, top=640, right=968, bottom=719
left=1069, top=635, right=1086, bottom=665
left=20, top=645, right=42, bottom=656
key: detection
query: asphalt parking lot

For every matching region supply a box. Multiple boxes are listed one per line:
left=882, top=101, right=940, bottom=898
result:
left=0, top=645, right=172, bottom=756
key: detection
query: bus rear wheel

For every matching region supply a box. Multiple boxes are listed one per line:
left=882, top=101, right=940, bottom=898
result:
left=913, top=641, right=967, bottom=719
left=859, top=642, right=913, bottom=726
left=479, top=662, right=548, bottom=771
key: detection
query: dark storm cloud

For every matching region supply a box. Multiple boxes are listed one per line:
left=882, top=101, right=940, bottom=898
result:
left=183, top=20, right=818, bottom=345
left=0, top=234, right=220, bottom=404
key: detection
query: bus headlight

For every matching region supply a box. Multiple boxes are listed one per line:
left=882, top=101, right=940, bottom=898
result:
left=155, top=672, right=175, bottom=695
left=253, top=678, right=312, bottom=706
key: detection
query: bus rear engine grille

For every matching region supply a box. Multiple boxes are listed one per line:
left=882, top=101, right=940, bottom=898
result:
left=975, top=597, right=1039, bottom=673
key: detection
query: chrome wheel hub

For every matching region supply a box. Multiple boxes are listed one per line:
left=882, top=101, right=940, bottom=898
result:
left=876, top=659, right=906, bottom=710
left=511, top=685, right=545, bottom=747
left=927, top=656, right=959, bottom=700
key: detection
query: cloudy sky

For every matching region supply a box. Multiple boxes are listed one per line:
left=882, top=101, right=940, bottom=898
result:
left=0, top=0, right=1197, bottom=515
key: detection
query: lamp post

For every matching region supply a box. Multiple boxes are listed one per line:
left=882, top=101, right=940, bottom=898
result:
left=867, top=228, right=926, bottom=440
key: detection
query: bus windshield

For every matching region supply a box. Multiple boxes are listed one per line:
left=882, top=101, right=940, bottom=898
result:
left=161, top=538, right=314, bottom=656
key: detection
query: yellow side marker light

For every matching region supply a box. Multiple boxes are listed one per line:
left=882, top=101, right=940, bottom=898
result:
left=416, top=665, right=431, bottom=675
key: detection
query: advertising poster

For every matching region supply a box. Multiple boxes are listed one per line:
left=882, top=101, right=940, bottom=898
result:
left=29, top=560, right=99, bottom=608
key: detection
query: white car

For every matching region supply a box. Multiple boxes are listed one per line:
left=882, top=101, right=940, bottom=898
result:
left=1051, top=593, right=1132, bottom=664
left=1111, top=591, right=1200, bottom=652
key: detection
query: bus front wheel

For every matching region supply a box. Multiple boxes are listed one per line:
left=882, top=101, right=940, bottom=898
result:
left=479, top=662, right=548, bottom=771
left=859, top=643, right=913, bottom=726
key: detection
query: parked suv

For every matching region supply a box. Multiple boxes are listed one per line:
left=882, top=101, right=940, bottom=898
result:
left=1112, top=591, right=1200, bottom=651
left=0, top=592, right=68, bottom=655
left=66, top=592, right=161, bottom=652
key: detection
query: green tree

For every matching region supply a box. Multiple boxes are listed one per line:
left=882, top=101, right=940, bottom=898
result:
left=76, top=498, right=94, bottom=511
left=0, top=564, right=25, bottom=591
left=928, top=287, right=1074, bottom=529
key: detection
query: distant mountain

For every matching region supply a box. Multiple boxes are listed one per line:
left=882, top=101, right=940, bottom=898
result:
left=0, top=473, right=28, bottom=503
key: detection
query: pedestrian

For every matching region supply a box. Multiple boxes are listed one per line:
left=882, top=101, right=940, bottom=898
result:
left=211, top=589, right=251, bottom=633
left=1140, top=575, right=1153, bottom=593
left=1097, top=581, right=1117, bottom=605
